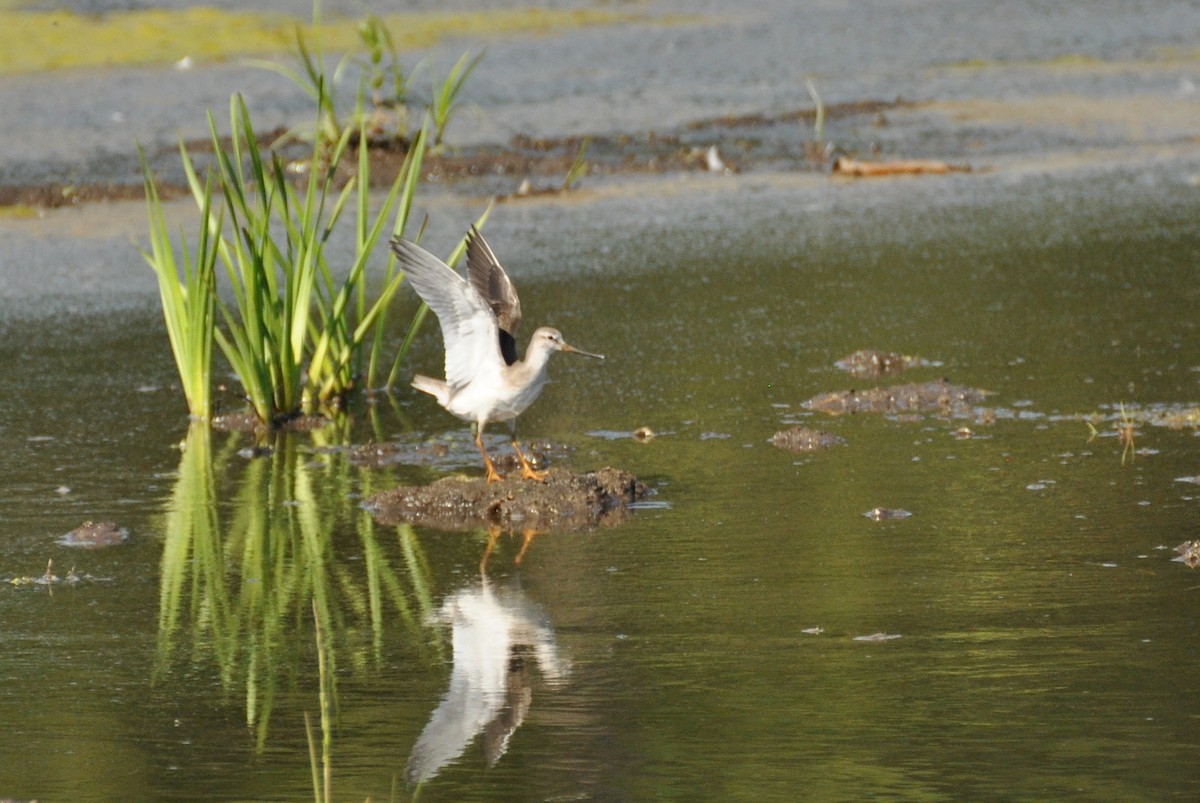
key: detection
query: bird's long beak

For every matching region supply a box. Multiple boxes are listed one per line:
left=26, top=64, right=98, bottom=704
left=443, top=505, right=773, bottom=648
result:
left=561, top=342, right=604, bottom=360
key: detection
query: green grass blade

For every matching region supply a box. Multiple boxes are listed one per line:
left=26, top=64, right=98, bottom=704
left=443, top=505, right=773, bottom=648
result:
left=140, top=143, right=216, bottom=420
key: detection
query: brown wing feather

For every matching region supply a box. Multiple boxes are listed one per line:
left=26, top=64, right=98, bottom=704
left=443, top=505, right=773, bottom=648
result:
left=466, top=226, right=523, bottom=364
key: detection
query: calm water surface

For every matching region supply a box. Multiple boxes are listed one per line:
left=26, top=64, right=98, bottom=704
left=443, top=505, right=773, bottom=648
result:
left=0, top=169, right=1198, bottom=800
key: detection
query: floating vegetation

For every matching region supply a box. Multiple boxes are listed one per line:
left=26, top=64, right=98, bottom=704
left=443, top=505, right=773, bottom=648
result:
left=805, top=380, right=990, bottom=417
left=1080, top=402, right=1200, bottom=430
left=6, top=559, right=107, bottom=588
left=834, top=349, right=933, bottom=379
left=1077, top=401, right=1200, bottom=464
left=1174, top=541, right=1200, bottom=569
left=770, top=426, right=846, bottom=452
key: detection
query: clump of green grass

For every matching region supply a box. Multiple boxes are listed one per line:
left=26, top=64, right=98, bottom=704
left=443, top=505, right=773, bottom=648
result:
left=354, top=15, right=414, bottom=142
left=250, top=29, right=345, bottom=153
left=428, top=50, right=484, bottom=152
left=253, top=5, right=481, bottom=155
left=140, top=148, right=219, bottom=421
left=142, top=89, right=432, bottom=425
left=143, top=4, right=495, bottom=427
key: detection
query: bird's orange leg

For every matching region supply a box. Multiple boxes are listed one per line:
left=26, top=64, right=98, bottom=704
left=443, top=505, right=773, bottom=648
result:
left=475, top=427, right=504, bottom=483
left=511, top=438, right=549, bottom=482
left=480, top=525, right=502, bottom=573
left=514, top=528, right=541, bottom=565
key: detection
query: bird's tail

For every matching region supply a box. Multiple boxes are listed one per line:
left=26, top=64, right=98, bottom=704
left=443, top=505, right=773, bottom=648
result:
left=412, top=375, right=451, bottom=406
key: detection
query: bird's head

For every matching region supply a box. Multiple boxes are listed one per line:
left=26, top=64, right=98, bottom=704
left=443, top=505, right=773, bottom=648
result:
left=531, top=327, right=604, bottom=360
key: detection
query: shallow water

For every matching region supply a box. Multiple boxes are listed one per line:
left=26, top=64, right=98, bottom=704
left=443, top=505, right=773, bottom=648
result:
left=1, top=165, right=1199, bottom=801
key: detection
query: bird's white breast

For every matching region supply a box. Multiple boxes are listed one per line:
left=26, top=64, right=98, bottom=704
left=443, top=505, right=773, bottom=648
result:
left=444, top=367, right=548, bottom=424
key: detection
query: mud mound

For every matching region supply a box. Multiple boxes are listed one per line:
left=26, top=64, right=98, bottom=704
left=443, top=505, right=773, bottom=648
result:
left=364, top=466, right=649, bottom=532
left=57, top=521, right=127, bottom=548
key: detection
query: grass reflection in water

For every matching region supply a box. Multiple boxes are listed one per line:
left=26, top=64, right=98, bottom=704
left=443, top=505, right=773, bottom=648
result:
left=155, top=423, right=444, bottom=753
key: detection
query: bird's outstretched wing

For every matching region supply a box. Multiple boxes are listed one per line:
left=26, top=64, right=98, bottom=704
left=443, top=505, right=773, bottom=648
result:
left=466, top=226, right=522, bottom=366
left=390, top=237, right=504, bottom=390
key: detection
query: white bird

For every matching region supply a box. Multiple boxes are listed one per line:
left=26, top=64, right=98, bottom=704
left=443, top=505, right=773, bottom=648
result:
left=390, top=227, right=603, bottom=483
left=405, top=577, right=569, bottom=784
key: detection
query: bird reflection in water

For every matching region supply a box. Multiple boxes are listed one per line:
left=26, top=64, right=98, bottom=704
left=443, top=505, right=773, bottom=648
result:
left=405, top=565, right=569, bottom=785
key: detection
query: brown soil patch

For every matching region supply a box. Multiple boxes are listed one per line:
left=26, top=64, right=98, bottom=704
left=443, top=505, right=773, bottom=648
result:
left=0, top=182, right=162, bottom=209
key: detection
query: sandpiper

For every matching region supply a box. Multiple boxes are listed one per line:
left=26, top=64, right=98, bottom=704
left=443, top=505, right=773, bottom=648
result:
left=390, top=227, right=603, bottom=482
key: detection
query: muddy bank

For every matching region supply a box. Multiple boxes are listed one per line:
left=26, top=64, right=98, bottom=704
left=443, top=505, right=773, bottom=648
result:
left=0, top=100, right=904, bottom=210
left=364, top=466, right=649, bottom=531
